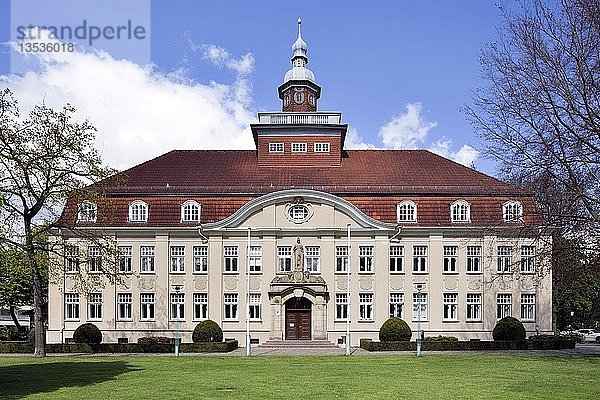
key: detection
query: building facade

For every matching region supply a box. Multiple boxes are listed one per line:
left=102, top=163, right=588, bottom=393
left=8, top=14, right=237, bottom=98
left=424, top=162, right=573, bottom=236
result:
left=47, top=20, right=552, bottom=345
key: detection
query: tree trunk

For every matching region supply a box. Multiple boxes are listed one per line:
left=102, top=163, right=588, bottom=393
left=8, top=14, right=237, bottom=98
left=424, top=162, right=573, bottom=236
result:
left=8, top=305, right=22, bottom=331
left=25, top=221, right=46, bottom=357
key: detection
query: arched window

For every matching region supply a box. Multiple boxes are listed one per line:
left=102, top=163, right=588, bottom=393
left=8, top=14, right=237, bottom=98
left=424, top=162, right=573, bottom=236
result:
left=502, top=201, right=523, bottom=222
left=181, top=200, right=201, bottom=222
left=450, top=200, right=470, bottom=222
left=129, top=200, right=148, bottom=222
left=77, top=201, right=97, bottom=222
left=396, top=201, right=417, bottom=222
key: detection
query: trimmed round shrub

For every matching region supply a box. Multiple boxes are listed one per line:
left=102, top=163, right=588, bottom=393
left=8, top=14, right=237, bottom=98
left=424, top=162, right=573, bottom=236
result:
left=192, top=320, right=223, bottom=343
left=379, top=317, right=412, bottom=342
left=73, top=323, right=102, bottom=344
left=493, top=317, right=526, bottom=341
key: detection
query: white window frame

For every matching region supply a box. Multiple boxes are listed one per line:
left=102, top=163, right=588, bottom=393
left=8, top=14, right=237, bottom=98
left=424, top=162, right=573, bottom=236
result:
left=140, top=293, right=155, bottom=321
left=497, top=293, right=512, bottom=319
left=396, top=200, right=417, bottom=222
left=389, top=293, right=404, bottom=318
left=118, top=246, right=132, bottom=273
left=443, top=293, right=458, bottom=321
left=128, top=200, right=148, bottom=222
left=503, top=201, right=523, bottom=222
left=193, top=293, right=208, bottom=320
left=335, top=246, right=348, bottom=273
left=466, top=293, right=482, bottom=321
left=224, top=293, right=238, bottom=320
left=291, top=142, right=307, bottom=153
left=77, top=201, right=97, bottom=222
left=443, top=246, right=458, bottom=273
left=359, top=246, right=374, bottom=273
left=224, top=246, right=238, bottom=273
left=497, top=246, right=512, bottom=273
left=170, top=292, right=185, bottom=321
left=359, top=293, right=374, bottom=321
left=65, top=246, right=80, bottom=273
left=181, top=200, right=201, bottom=222
left=314, top=142, right=330, bottom=153
left=269, top=142, right=284, bottom=153
left=520, top=246, right=536, bottom=274
left=65, top=293, right=80, bottom=320
left=87, top=246, right=102, bottom=273
left=140, top=246, right=155, bottom=273
left=170, top=246, right=185, bottom=273
left=412, top=292, right=428, bottom=321
left=249, top=293, right=261, bottom=320
left=305, top=246, right=320, bottom=273
left=521, top=294, right=536, bottom=321
left=389, top=246, right=404, bottom=273
left=413, top=246, right=428, bottom=273
left=466, top=246, right=482, bottom=273
left=193, top=246, right=208, bottom=273
left=117, top=293, right=132, bottom=321
left=335, top=293, right=348, bottom=320
left=277, top=246, right=292, bottom=272
left=450, top=200, right=470, bottom=222
left=249, top=246, right=262, bottom=273
left=87, top=293, right=102, bottom=321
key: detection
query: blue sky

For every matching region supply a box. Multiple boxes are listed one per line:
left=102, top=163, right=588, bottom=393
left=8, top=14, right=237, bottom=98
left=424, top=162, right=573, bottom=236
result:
left=0, top=0, right=512, bottom=174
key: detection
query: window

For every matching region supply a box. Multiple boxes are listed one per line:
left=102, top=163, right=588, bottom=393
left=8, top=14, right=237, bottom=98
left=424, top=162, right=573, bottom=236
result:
left=443, top=246, right=458, bottom=273
left=336, top=246, right=348, bottom=273
left=294, top=91, right=304, bottom=104
left=359, top=246, right=374, bottom=273
left=193, top=293, right=208, bottom=320
left=389, top=246, right=404, bottom=273
left=249, top=246, right=262, bottom=273
left=308, top=94, right=315, bottom=106
left=224, top=293, right=238, bottom=320
left=466, top=246, right=482, bottom=273
left=291, top=143, right=307, bottom=152
left=305, top=246, right=320, bottom=273
left=193, top=246, right=208, bottom=273
left=269, top=143, right=284, bottom=153
left=249, top=294, right=261, bottom=320
left=335, top=293, right=348, bottom=320
left=171, top=293, right=185, bottom=320
left=129, top=200, right=148, bottom=222
left=520, top=246, right=535, bottom=273
left=412, top=292, right=428, bottom=321
left=87, top=293, right=102, bottom=320
left=277, top=246, right=292, bottom=272
left=497, top=246, right=512, bottom=273
left=77, top=201, right=97, bottom=222
left=284, top=94, right=290, bottom=107
left=503, top=201, right=523, bottom=222
left=65, top=293, right=79, bottom=320
left=397, top=201, right=417, bottom=222
left=521, top=294, right=535, bottom=320
left=140, top=246, right=155, bottom=273
left=118, top=246, right=132, bottom=273
left=389, top=293, right=404, bottom=318
left=359, top=293, right=374, bottom=321
left=497, top=293, right=512, bottom=319
left=65, top=246, right=80, bottom=273
left=314, top=143, right=330, bottom=153
left=117, top=293, right=132, bottom=320
left=466, top=293, right=482, bottom=321
left=413, top=246, right=428, bottom=273
left=224, top=246, right=238, bottom=272
left=181, top=200, right=201, bottom=222
left=88, top=246, right=102, bottom=273
left=140, top=293, right=155, bottom=320
left=170, top=246, right=185, bottom=273
left=450, top=200, right=470, bottom=222
left=443, top=293, right=458, bottom=321
left=288, top=204, right=310, bottom=222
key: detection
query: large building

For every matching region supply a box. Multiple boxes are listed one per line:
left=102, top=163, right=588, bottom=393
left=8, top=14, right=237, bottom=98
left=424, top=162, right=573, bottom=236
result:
left=47, top=20, right=552, bottom=345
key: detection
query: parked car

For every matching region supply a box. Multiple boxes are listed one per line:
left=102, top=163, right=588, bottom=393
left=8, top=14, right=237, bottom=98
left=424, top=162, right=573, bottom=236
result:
left=576, top=329, right=600, bottom=343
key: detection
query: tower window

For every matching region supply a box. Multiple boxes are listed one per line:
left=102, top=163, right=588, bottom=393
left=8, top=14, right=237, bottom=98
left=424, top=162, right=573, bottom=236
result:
left=308, top=95, right=315, bottom=106
left=284, top=94, right=290, bottom=107
left=294, top=91, right=304, bottom=104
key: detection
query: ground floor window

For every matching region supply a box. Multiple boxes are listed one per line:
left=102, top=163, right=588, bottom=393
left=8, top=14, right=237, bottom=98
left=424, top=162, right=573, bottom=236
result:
left=521, top=294, right=535, bottom=321
left=359, top=293, right=373, bottom=321
left=170, top=293, right=185, bottom=320
left=65, top=293, right=79, bottom=320
left=140, top=293, right=155, bottom=320
left=443, top=293, right=458, bottom=320
left=193, top=293, right=208, bottom=320
left=335, top=293, right=348, bottom=320
left=389, top=293, right=404, bottom=318
left=412, top=292, right=428, bottom=321
left=497, top=293, right=512, bottom=319
left=87, top=293, right=102, bottom=321
left=466, top=293, right=482, bottom=321
left=117, top=293, right=132, bottom=320
left=249, top=293, right=261, bottom=320
left=224, top=293, right=238, bottom=320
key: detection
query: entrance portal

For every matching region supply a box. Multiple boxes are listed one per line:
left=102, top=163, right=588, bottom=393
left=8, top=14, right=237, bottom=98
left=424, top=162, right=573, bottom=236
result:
left=285, top=297, right=311, bottom=340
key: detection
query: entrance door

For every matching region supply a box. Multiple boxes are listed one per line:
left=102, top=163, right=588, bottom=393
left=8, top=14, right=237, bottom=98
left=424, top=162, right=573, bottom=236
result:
left=285, top=297, right=311, bottom=340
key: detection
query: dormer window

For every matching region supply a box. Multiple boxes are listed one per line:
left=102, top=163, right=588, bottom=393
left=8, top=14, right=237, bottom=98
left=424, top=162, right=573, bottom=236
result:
left=269, top=143, right=284, bottom=153
left=503, top=201, right=523, bottom=222
left=451, top=200, right=471, bottom=222
left=291, top=143, right=307, bottom=152
left=77, top=201, right=97, bottom=222
left=181, top=200, right=201, bottom=222
left=314, top=143, right=330, bottom=153
left=397, top=200, right=417, bottom=222
left=129, top=200, right=148, bottom=222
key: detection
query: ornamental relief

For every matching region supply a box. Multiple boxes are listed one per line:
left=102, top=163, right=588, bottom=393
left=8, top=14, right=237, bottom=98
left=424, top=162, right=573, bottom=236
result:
left=497, top=280, right=512, bottom=291
left=519, top=279, right=535, bottom=291
left=359, top=277, right=373, bottom=291
left=467, top=277, right=482, bottom=291
left=336, top=277, right=347, bottom=291
left=224, top=276, right=238, bottom=290
left=443, top=277, right=458, bottom=291
left=139, top=276, right=155, bottom=290
left=249, top=276, right=261, bottom=291
left=194, top=276, right=208, bottom=290
left=171, top=275, right=185, bottom=286
left=390, top=276, right=404, bottom=291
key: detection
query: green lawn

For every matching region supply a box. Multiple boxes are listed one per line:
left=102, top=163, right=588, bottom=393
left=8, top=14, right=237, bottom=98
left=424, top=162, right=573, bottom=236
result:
left=1, top=354, right=598, bottom=399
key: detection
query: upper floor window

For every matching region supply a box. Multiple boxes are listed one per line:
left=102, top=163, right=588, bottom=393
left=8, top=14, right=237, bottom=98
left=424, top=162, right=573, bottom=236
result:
left=87, top=246, right=102, bottom=273
left=450, top=200, right=470, bottom=222
left=181, top=200, right=201, bottom=222
left=277, top=246, right=293, bottom=272
left=413, top=246, right=428, bottom=273
left=269, top=143, right=284, bottom=153
left=520, top=246, right=536, bottom=273
left=291, top=143, right=307, bottom=153
left=497, top=246, right=513, bottom=273
left=359, top=246, right=374, bottom=273
left=249, top=246, right=262, bottom=273
left=305, top=246, right=320, bottom=273
left=443, top=246, right=458, bottom=273
left=65, top=246, right=80, bottom=273
left=389, top=246, right=404, bottom=273
left=77, top=201, right=97, bottom=222
left=335, top=246, right=348, bottom=273
left=288, top=204, right=310, bottom=222
left=314, top=143, right=330, bottom=153
left=129, top=200, right=148, bottom=222
left=397, top=201, right=417, bottom=222
left=224, top=246, right=238, bottom=273
left=503, top=201, right=523, bottom=222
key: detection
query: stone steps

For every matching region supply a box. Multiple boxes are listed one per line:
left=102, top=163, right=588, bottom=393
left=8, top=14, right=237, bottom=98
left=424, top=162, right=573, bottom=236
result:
left=259, top=340, right=340, bottom=349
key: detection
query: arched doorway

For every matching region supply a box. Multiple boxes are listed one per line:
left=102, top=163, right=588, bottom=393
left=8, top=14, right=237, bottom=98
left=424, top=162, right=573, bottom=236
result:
left=285, top=297, right=312, bottom=340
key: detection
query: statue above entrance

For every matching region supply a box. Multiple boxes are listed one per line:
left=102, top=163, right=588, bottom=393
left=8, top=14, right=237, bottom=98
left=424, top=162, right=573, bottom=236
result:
left=293, top=237, right=304, bottom=271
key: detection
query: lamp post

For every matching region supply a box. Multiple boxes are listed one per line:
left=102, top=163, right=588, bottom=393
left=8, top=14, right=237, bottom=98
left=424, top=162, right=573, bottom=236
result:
left=415, top=283, right=423, bottom=357
left=570, top=310, right=575, bottom=333
left=346, top=224, right=351, bottom=356
left=173, top=284, right=182, bottom=357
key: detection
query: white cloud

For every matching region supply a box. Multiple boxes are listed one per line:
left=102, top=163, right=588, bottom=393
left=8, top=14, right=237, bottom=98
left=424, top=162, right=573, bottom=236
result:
left=192, top=43, right=254, bottom=76
left=429, top=138, right=480, bottom=167
left=378, top=102, right=437, bottom=149
left=344, top=126, right=378, bottom=149
left=3, top=30, right=256, bottom=171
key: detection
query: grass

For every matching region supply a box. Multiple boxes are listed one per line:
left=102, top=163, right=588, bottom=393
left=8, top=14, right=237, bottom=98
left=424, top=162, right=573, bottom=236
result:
left=0, top=354, right=599, bottom=399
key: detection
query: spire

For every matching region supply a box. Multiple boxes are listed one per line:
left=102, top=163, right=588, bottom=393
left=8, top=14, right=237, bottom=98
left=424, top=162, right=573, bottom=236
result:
left=284, top=16, right=314, bottom=83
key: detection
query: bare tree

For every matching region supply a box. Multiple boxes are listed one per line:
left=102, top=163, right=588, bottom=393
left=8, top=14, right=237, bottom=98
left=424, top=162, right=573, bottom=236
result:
left=466, top=0, right=599, bottom=233
left=0, top=88, right=114, bottom=356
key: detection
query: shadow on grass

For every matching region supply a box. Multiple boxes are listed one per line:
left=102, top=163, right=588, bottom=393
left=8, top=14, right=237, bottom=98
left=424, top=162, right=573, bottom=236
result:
left=0, top=360, right=141, bottom=399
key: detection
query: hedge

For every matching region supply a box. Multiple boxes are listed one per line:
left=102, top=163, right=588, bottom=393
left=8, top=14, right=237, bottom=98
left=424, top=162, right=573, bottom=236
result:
left=0, top=339, right=239, bottom=354
left=360, top=338, right=575, bottom=352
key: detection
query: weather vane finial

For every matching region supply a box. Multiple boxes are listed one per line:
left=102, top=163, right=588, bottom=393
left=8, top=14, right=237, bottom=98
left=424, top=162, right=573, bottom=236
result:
left=297, top=17, right=302, bottom=38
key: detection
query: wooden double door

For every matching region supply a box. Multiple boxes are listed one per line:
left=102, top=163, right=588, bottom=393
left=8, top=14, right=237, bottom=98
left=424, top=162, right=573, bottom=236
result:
left=285, top=297, right=311, bottom=340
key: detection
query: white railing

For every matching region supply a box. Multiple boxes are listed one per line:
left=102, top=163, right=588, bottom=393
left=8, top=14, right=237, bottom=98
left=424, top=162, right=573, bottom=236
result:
left=257, top=112, right=342, bottom=124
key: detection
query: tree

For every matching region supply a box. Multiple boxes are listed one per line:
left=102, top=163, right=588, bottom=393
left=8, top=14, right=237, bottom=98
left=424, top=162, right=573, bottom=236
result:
left=466, top=0, right=599, bottom=233
left=0, top=246, right=34, bottom=330
left=0, top=88, right=114, bottom=356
